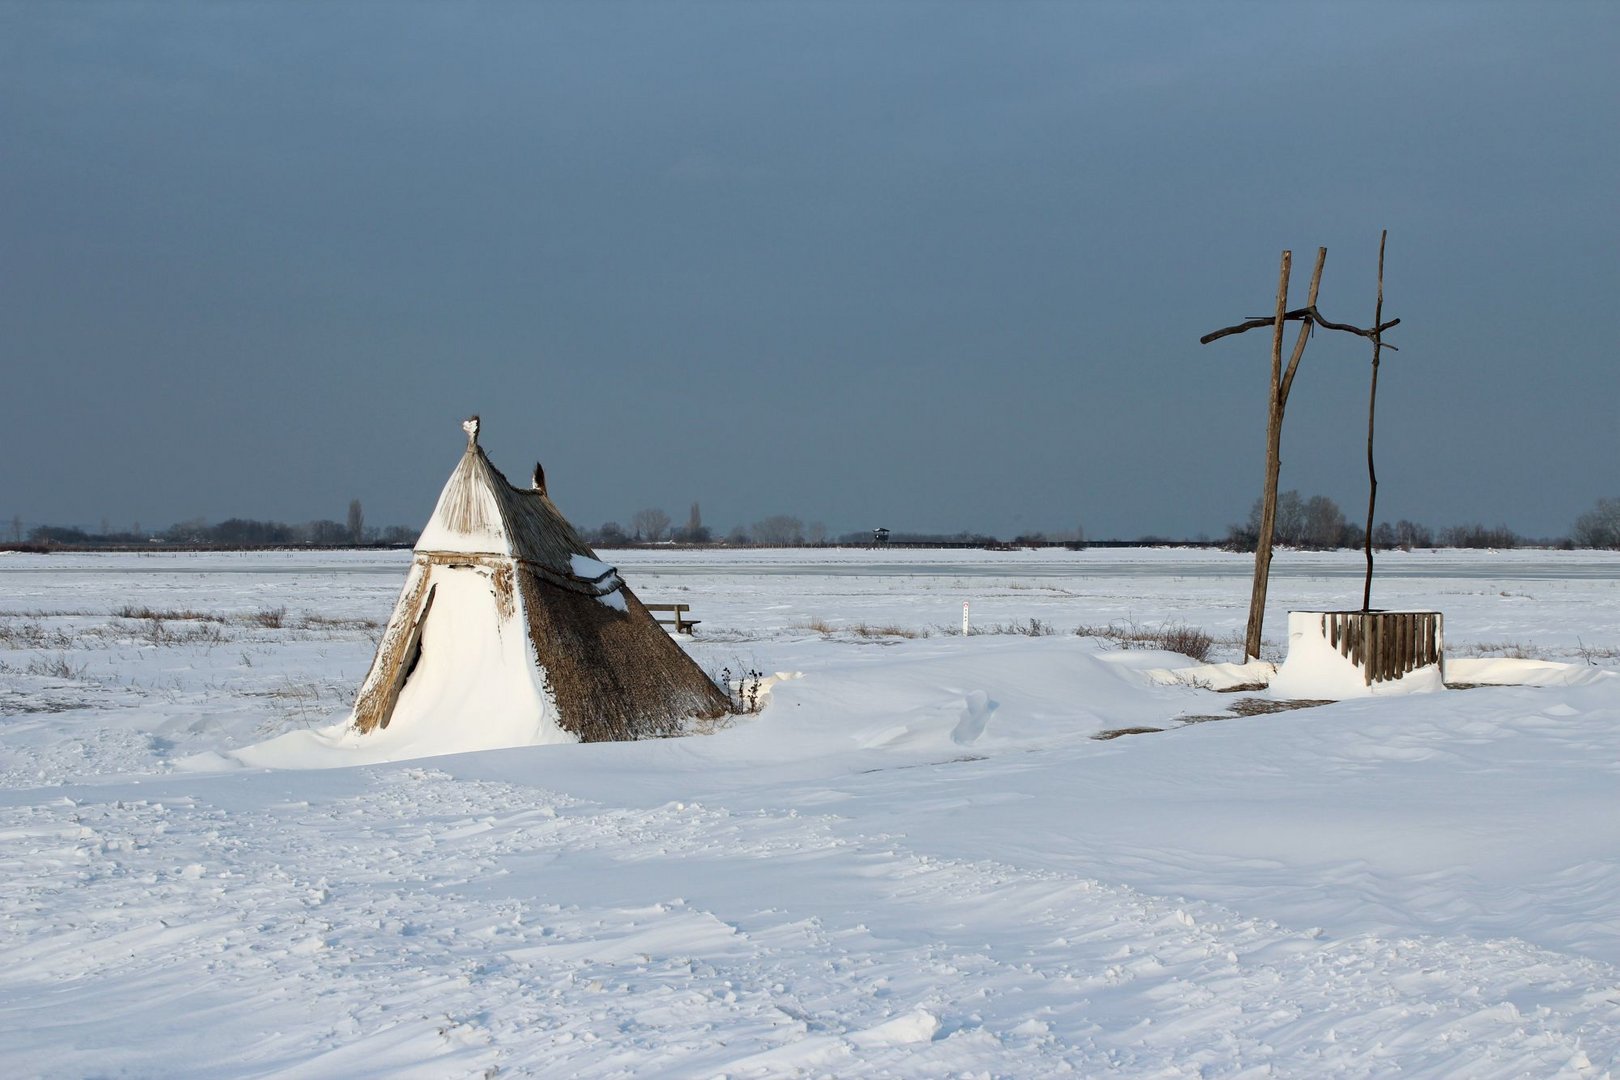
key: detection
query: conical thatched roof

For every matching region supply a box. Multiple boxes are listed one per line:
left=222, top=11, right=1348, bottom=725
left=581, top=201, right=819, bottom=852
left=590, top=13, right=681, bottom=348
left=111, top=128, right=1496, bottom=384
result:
left=352, top=417, right=728, bottom=744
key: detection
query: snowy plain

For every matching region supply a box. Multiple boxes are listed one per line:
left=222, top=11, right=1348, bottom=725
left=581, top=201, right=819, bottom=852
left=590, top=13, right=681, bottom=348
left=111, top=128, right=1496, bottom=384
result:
left=1, top=546, right=1617, bottom=1078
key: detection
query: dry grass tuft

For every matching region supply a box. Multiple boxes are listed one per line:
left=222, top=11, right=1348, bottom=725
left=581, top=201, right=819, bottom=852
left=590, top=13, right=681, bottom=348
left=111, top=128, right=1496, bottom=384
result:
left=133, top=618, right=229, bottom=646
left=1155, top=624, right=1216, bottom=662
left=941, top=618, right=1056, bottom=637
left=25, top=653, right=88, bottom=679
left=1575, top=639, right=1620, bottom=665
left=850, top=622, right=925, bottom=639
left=299, top=613, right=383, bottom=631
left=800, top=618, right=928, bottom=639
left=113, top=605, right=227, bottom=623
left=1076, top=620, right=1215, bottom=662
left=1453, top=640, right=1544, bottom=660
left=0, top=618, right=73, bottom=650
left=247, top=677, right=356, bottom=733
left=250, top=606, right=288, bottom=629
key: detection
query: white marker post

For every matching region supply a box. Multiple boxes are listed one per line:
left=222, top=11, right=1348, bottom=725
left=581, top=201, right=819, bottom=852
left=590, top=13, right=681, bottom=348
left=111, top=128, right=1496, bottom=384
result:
left=962, top=601, right=970, bottom=636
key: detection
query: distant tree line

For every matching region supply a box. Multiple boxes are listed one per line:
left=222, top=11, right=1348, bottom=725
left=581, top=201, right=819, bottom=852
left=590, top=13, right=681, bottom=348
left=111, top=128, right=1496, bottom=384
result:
left=1221, top=490, right=1620, bottom=552
left=13, top=499, right=418, bottom=549
left=576, top=493, right=1620, bottom=552
left=582, top=506, right=834, bottom=548
left=1009, top=525, right=1088, bottom=549
left=583, top=507, right=1054, bottom=549
left=21, top=519, right=420, bottom=549
left=12, top=496, right=1620, bottom=552
left=839, top=528, right=1001, bottom=546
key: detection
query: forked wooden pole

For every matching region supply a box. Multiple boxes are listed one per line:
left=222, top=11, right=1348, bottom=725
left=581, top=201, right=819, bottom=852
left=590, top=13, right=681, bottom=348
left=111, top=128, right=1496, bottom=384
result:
left=1245, top=251, right=1291, bottom=661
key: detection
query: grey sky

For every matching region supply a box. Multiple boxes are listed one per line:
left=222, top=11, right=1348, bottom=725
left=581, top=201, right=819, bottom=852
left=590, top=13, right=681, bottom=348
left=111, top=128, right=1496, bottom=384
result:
left=3, top=2, right=1616, bottom=540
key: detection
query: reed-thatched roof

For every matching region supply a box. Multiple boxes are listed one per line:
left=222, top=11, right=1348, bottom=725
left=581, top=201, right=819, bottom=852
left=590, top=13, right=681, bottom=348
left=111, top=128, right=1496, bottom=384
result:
left=352, top=417, right=728, bottom=743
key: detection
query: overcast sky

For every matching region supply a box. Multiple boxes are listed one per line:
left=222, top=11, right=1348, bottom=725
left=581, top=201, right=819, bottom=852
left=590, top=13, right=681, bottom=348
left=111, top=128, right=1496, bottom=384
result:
left=3, top=2, right=1616, bottom=540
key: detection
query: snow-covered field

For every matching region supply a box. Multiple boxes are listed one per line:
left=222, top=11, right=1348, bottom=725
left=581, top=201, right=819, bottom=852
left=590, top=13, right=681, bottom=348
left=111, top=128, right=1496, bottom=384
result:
left=2, top=547, right=1618, bottom=1078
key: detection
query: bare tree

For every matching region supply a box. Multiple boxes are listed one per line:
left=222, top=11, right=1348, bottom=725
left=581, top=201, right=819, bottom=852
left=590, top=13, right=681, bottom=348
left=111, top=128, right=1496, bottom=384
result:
left=168, top=517, right=210, bottom=543
left=1398, top=520, right=1431, bottom=550
left=308, top=519, right=347, bottom=546
left=1572, top=498, right=1620, bottom=549
left=1275, top=491, right=1306, bottom=546
left=751, top=515, right=804, bottom=545
left=1302, top=495, right=1346, bottom=550
left=1438, top=523, right=1521, bottom=549
left=347, top=499, right=365, bottom=546
left=9, top=514, right=20, bottom=543
left=674, top=502, right=711, bottom=543
left=806, top=521, right=827, bottom=545
left=631, top=507, right=671, bottom=543
left=1246, top=490, right=1305, bottom=547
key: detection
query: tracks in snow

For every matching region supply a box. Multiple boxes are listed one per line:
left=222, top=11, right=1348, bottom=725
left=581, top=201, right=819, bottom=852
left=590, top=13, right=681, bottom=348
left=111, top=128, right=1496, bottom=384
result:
left=1, top=768, right=1616, bottom=1077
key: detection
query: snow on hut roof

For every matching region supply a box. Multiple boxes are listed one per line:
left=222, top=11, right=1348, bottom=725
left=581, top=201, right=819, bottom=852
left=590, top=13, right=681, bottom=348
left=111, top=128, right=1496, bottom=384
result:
left=414, top=417, right=614, bottom=592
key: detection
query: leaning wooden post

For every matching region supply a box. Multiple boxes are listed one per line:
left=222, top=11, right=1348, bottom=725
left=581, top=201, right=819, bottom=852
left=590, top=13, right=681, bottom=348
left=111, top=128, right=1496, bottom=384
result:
left=1244, top=248, right=1326, bottom=661
left=1360, top=230, right=1388, bottom=612
left=1247, top=251, right=1292, bottom=661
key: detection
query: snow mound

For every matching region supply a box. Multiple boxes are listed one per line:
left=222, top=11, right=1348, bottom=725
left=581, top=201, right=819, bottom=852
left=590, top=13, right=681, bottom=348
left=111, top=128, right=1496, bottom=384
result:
left=1446, top=657, right=1612, bottom=687
left=848, top=1008, right=941, bottom=1046
left=1142, top=659, right=1275, bottom=691
left=225, top=568, right=575, bottom=769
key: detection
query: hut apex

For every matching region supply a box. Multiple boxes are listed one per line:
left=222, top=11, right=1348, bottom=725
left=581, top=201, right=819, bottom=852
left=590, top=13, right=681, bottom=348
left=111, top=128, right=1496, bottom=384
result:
left=351, top=418, right=728, bottom=747
left=531, top=462, right=547, bottom=495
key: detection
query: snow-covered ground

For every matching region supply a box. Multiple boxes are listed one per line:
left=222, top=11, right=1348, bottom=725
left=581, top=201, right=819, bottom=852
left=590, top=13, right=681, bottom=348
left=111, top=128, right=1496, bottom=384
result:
left=2, top=547, right=1617, bottom=1077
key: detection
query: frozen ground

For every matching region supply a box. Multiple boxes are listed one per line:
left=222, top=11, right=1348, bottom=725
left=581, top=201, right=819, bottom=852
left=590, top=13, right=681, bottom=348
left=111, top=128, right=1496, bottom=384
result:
left=1, top=547, right=1617, bottom=1077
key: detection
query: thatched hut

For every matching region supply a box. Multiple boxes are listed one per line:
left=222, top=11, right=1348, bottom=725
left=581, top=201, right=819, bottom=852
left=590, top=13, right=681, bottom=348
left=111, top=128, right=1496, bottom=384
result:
left=352, top=417, right=729, bottom=743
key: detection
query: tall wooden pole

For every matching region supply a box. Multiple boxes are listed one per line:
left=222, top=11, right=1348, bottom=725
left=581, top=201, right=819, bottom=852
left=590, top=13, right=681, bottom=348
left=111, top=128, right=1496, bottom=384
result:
left=1361, top=230, right=1388, bottom=612
left=1244, top=247, right=1327, bottom=661
left=1245, top=252, right=1291, bottom=660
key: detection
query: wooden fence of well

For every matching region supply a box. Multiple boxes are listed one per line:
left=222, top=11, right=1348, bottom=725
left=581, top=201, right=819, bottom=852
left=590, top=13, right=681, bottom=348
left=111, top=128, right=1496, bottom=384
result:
left=1321, top=610, right=1444, bottom=686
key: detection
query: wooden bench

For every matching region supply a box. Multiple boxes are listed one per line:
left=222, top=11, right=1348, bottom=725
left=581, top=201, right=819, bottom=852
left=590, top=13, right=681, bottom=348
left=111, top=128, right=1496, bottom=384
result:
left=644, top=603, right=700, bottom=634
